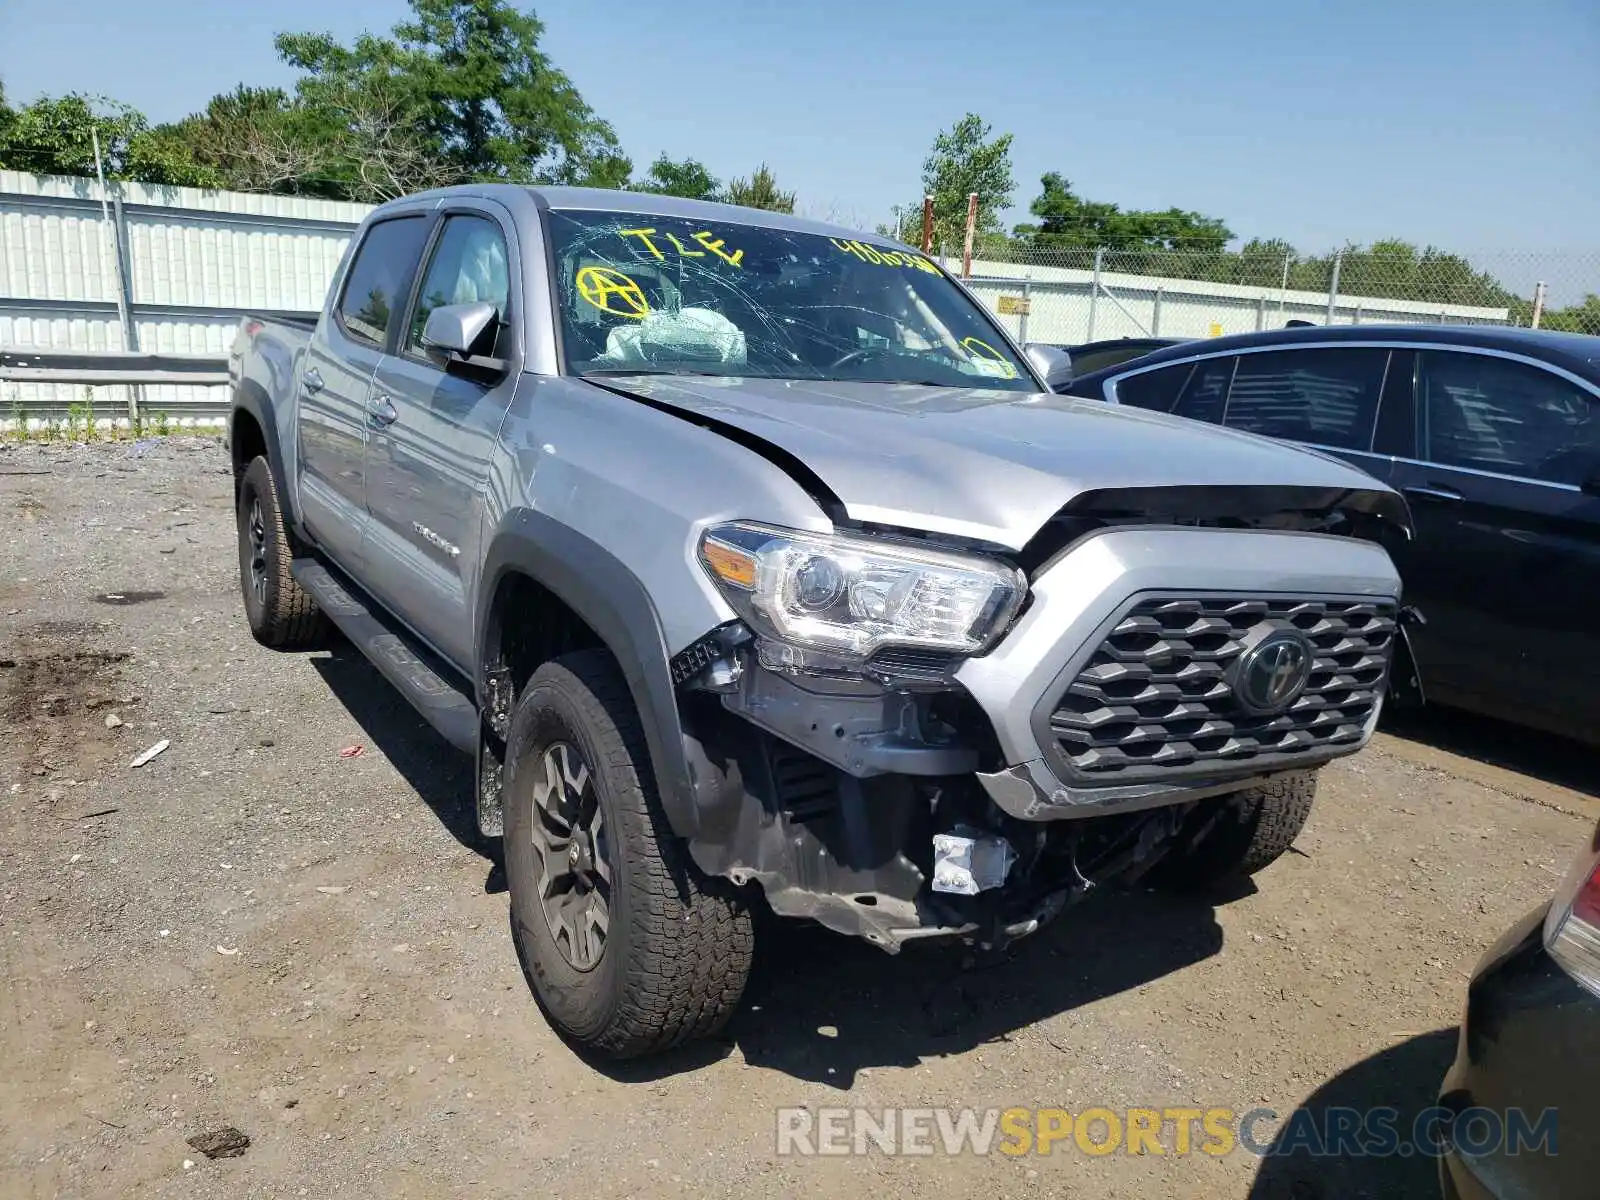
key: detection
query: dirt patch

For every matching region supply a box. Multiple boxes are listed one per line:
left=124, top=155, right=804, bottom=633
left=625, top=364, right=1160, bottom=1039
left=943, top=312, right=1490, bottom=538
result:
left=2, top=640, right=137, bottom=782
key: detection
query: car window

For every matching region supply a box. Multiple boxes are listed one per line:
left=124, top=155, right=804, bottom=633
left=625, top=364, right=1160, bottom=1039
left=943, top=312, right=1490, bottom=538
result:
left=1171, top=357, right=1234, bottom=424
left=1418, top=351, right=1600, bottom=486
left=1223, top=348, right=1388, bottom=451
left=337, top=216, right=431, bottom=348
left=1074, top=343, right=1167, bottom=375
left=1114, top=362, right=1193, bottom=411
left=544, top=210, right=1034, bottom=390
left=404, top=215, right=512, bottom=359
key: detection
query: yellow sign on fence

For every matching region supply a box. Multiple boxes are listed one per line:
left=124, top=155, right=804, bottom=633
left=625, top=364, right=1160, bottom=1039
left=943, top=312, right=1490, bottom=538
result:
left=996, top=295, right=1031, bottom=316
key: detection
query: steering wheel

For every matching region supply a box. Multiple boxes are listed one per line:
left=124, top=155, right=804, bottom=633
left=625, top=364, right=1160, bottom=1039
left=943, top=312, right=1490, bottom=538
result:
left=827, top=347, right=882, bottom=372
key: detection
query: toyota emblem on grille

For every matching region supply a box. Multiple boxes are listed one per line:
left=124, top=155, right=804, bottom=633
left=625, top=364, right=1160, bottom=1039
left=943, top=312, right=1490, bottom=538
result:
left=1234, top=632, right=1314, bottom=715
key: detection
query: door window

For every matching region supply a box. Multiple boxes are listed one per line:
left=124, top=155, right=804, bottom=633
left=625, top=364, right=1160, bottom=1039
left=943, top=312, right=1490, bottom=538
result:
left=1418, top=351, right=1600, bottom=486
left=1171, top=357, right=1235, bottom=425
left=404, top=215, right=513, bottom=359
left=1114, top=362, right=1194, bottom=411
left=1222, top=348, right=1388, bottom=451
left=337, top=216, right=431, bottom=348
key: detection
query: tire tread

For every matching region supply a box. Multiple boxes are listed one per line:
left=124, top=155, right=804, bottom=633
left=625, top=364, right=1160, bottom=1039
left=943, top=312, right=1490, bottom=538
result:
left=239, top=456, right=322, bottom=648
left=515, top=651, right=753, bottom=1057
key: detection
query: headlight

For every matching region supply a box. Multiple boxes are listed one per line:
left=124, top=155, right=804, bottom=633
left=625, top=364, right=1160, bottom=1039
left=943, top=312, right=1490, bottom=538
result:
left=698, top=522, right=1025, bottom=668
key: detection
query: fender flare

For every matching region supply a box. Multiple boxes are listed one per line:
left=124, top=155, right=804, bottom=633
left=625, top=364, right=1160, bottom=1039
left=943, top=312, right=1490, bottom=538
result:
left=229, top=379, right=299, bottom=534
left=477, top=510, right=705, bottom=838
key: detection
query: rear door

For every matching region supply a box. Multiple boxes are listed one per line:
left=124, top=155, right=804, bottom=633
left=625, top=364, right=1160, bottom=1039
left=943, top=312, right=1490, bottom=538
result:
left=297, top=213, right=432, bottom=572
left=1387, top=347, right=1600, bottom=731
left=361, top=204, right=522, bottom=671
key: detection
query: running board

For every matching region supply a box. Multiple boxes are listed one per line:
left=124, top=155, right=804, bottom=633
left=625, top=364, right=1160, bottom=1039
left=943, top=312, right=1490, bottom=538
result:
left=292, top=559, right=478, bottom=753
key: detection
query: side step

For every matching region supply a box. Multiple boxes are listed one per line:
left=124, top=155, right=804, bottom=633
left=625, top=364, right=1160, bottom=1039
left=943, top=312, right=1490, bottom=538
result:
left=292, top=559, right=478, bottom=753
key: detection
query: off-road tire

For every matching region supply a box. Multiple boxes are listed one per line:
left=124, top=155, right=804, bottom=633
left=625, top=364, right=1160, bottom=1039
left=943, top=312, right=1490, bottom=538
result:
left=1153, top=771, right=1317, bottom=889
left=236, top=455, right=323, bottom=648
left=504, top=650, right=754, bottom=1058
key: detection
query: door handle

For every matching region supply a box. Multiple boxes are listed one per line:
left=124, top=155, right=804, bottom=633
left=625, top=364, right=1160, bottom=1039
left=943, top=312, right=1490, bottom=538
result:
left=1402, top=483, right=1464, bottom=504
left=366, top=394, right=399, bottom=428
left=302, top=368, right=324, bottom=395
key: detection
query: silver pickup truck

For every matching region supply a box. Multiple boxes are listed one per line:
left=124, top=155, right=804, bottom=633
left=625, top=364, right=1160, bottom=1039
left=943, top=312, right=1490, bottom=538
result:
left=228, top=185, right=1408, bottom=1058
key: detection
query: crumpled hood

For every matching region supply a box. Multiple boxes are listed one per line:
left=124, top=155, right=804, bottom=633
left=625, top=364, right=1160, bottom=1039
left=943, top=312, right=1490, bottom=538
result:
left=607, top=375, right=1396, bottom=549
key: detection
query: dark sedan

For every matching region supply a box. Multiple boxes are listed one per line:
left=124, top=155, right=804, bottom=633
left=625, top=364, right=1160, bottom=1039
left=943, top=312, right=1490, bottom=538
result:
left=1438, top=820, right=1600, bottom=1199
left=1058, top=324, right=1600, bottom=746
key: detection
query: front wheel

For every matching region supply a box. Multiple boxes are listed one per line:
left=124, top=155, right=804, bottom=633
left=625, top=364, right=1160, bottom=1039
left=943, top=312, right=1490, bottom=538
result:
left=503, top=650, right=753, bottom=1058
left=1152, top=771, right=1317, bottom=889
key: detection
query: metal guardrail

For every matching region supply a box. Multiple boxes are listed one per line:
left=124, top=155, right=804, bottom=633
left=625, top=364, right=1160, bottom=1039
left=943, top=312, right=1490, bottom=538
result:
left=0, top=349, right=229, bottom=387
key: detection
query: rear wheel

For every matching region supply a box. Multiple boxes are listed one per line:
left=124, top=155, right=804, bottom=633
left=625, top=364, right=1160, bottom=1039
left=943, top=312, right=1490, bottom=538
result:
left=1153, top=771, right=1317, bottom=889
left=236, top=456, right=323, bottom=648
left=504, top=650, right=753, bottom=1058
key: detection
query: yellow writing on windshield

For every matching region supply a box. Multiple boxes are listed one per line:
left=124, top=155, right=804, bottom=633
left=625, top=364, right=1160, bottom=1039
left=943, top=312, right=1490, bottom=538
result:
left=830, top=238, right=941, bottom=274
left=619, top=227, right=744, bottom=268
left=960, top=336, right=1019, bottom=380
left=576, top=266, right=650, bottom=319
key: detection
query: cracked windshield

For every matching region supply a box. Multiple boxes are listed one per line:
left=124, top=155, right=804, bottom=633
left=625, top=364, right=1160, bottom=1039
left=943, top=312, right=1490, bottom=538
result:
left=547, top=210, right=1035, bottom=390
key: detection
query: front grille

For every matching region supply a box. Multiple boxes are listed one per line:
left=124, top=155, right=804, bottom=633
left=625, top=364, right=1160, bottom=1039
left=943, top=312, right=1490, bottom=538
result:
left=1047, top=595, right=1395, bottom=781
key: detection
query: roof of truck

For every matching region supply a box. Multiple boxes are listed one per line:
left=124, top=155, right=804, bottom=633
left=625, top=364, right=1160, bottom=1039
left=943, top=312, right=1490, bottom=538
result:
left=530, top=186, right=881, bottom=242
left=367, top=182, right=893, bottom=245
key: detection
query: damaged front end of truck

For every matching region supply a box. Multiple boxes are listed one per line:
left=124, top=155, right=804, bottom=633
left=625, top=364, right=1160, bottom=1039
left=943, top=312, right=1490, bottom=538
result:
left=669, top=484, right=1409, bottom=952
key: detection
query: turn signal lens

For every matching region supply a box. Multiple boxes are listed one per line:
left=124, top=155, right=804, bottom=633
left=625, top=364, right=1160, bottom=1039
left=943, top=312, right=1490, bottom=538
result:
left=700, top=539, right=757, bottom=590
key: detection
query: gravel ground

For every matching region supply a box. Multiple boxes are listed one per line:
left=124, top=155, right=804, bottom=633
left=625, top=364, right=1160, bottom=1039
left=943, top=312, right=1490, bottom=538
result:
left=2, top=438, right=1594, bottom=1200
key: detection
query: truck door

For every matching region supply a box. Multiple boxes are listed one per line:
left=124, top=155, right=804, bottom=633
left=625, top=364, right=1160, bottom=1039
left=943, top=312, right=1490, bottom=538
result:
left=361, top=206, right=521, bottom=672
left=297, top=213, right=432, bottom=573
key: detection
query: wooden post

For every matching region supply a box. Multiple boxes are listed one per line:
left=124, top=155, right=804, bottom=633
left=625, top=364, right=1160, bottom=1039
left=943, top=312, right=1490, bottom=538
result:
left=920, top=195, right=934, bottom=255
left=960, top=192, right=978, bottom=279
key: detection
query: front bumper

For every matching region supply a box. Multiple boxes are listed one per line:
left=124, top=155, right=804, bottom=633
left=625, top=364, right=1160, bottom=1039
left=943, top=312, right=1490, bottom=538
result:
left=954, top=527, right=1401, bottom=820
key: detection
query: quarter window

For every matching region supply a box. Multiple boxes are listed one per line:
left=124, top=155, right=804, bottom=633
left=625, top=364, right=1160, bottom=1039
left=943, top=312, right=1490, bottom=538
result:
left=1222, top=348, right=1387, bottom=451
left=1418, top=351, right=1600, bottom=486
left=337, top=216, right=431, bottom=348
left=1171, top=357, right=1234, bottom=425
left=1114, top=363, right=1193, bottom=411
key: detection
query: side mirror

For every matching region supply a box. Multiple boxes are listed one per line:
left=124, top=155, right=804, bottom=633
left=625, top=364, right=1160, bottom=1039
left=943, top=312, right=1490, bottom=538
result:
left=1023, top=343, right=1074, bottom=391
left=421, top=301, right=498, bottom=361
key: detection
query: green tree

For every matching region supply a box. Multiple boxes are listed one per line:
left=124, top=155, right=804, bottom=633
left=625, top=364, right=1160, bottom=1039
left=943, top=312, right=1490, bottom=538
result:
left=0, top=92, right=148, bottom=177
left=1544, top=294, right=1600, bottom=335
left=634, top=153, right=719, bottom=200
left=577, top=150, right=633, bottom=190
left=126, top=87, right=332, bottom=193
left=0, top=81, right=14, bottom=148
left=1011, top=172, right=1232, bottom=254
left=1296, top=241, right=1516, bottom=308
left=723, top=163, right=795, bottom=213
left=904, top=114, right=1015, bottom=249
left=275, top=0, right=622, bottom=195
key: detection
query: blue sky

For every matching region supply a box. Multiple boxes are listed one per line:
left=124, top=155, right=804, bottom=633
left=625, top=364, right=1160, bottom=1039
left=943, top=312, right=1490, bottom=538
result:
left=2, top=0, right=1595, bottom=256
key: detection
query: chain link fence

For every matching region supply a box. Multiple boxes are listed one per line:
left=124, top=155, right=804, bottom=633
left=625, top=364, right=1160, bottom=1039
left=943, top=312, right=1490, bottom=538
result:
left=943, top=242, right=1600, bottom=347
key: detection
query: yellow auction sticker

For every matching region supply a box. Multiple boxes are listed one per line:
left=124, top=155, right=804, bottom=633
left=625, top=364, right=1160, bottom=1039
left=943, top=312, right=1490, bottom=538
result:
left=960, top=336, right=1019, bottom=379
left=576, top=266, right=650, bottom=318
